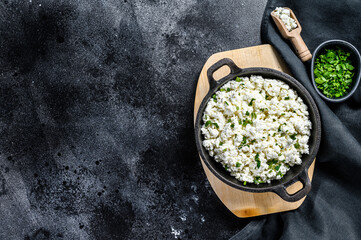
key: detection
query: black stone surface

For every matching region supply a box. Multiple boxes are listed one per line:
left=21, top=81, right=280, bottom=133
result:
left=0, top=1, right=266, bottom=239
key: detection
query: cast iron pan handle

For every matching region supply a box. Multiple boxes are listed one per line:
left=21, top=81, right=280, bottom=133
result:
left=273, top=168, right=311, bottom=202
left=207, top=58, right=243, bottom=90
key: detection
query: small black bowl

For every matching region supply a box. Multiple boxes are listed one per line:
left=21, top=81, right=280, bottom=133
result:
left=311, top=39, right=361, bottom=102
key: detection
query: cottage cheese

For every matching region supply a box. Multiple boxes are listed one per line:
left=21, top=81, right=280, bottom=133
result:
left=273, top=7, right=297, bottom=32
left=201, top=76, right=311, bottom=184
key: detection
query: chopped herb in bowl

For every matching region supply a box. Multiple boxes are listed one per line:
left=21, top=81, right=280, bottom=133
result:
left=311, top=40, right=361, bottom=102
left=313, top=47, right=354, bottom=98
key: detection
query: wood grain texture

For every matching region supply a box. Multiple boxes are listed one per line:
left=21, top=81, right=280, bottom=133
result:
left=194, top=44, right=316, bottom=218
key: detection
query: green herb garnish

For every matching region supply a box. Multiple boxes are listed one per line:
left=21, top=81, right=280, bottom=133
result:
left=225, top=101, right=229, bottom=105
left=275, top=165, right=281, bottom=171
left=289, top=133, right=297, bottom=140
left=313, top=47, right=354, bottom=98
left=220, top=88, right=225, bottom=92
left=219, top=142, right=224, bottom=146
left=227, top=88, right=231, bottom=92
left=242, top=119, right=252, bottom=127
left=246, top=111, right=250, bottom=116
left=267, top=159, right=278, bottom=166
left=249, top=98, right=256, bottom=106
left=255, top=153, right=260, bottom=168
left=236, top=162, right=241, bottom=167
left=227, top=119, right=232, bottom=123
left=294, top=142, right=300, bottom=149
left=284, top=96, right=290, bottom=100
left=254, top=176, right=263, bottom=184
left=205, top=120, right=212, bottom=127
left=243, top=181, right=247, bottom=186
left=235, top=77, right=242, bottom=82
left=212, top=94, right=217, bottom=102
left=230, top=123, right=235, bottom=128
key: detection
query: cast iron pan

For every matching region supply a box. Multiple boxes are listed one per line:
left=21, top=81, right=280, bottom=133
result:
left=195, top=58, right=321, bottom=202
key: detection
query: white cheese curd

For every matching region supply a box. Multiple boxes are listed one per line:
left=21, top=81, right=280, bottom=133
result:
left=273, top=7, right=298, bottom=31
left=201, top=76, right=311, bottom=184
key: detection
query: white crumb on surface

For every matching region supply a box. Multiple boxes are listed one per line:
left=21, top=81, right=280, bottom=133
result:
left=171, top=226, right=181, bottom=239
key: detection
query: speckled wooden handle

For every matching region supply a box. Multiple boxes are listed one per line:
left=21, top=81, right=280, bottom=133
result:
left=291, top=35, right=312, bottom=62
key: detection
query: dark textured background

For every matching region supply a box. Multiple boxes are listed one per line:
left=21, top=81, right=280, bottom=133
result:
left=0, top=0, right=266, bottom=239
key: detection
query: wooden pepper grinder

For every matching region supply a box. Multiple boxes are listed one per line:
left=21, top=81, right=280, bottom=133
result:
left=271, top=7, right=312, bottom=62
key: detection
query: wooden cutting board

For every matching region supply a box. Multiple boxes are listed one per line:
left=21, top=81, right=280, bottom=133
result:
left=193, top=44, right=315, bottom=218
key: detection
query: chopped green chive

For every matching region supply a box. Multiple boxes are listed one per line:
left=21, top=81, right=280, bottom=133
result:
left=294, top=142, right=300, bottom=149
left=227, top=88, right=231, bottom=92
left=230, top=123, right=235, bottom=128
left=284, top=96, right=290, bottom=100
left=236, top=106, right=240, bottom=110
left=243, top=181, right=247, bottom=186
left=220, top=88, right=225, bottom=92
left=227, top=119, right=232, bottom=123
left=236, top=162, right=241, bottom=167
left=242, top=136, right=247, bottom=144
left=219, top=142, right=224, bottom=146
left=225, top=101, right=229, bottom=105
left=246, top=111, right=250, bottom=116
